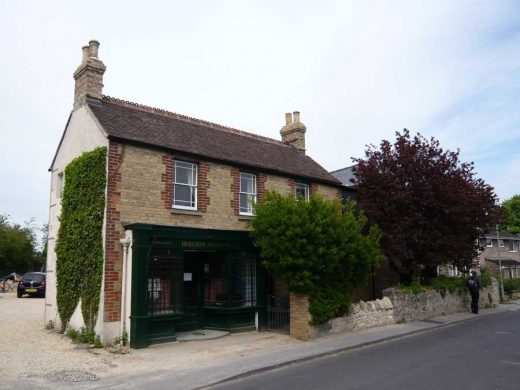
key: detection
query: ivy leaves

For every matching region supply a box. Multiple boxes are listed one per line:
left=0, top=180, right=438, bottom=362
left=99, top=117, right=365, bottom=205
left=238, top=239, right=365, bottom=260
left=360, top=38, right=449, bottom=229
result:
left=56, top=147, right=106, bottom=332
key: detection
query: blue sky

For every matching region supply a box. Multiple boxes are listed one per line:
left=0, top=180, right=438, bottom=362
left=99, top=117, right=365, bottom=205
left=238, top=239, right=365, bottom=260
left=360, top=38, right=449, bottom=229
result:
left=0, top=0, right=519, bottom=231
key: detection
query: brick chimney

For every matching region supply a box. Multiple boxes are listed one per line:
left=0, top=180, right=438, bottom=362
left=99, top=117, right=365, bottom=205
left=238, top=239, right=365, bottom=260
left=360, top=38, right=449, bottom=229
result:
left=280, top=111, right=306, bottom=153
left=73, top=40, right=106, bottom=109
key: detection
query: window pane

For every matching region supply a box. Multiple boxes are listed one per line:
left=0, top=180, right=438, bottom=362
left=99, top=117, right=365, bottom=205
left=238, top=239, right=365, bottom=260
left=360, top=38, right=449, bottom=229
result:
left=240, top=175, right=253, bottom=193
left=295, top=182, right=309, bottom=200
left=240, top=193, right=254, bottom=214
left=174, top=184, right=194, bottom=207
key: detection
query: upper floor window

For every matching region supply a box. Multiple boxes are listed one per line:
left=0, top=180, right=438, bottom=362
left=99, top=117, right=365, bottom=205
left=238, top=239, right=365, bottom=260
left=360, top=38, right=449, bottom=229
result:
left=239, top=172, right=256, bottom=215
left=510, top=241, right=518, bottom=252
left=173, top=160, right=197, bottom=210
left=498, top=239, right=505, bottom=248
left=295, top=182, right=309, bottom=201
left=57, top=172, right=64, bottom=197
left=486, top=239, right=493, bottom=247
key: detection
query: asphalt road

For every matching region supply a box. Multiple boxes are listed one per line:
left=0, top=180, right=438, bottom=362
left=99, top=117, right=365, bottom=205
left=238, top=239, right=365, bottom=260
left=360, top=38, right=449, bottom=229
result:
left=210, top=310, right=520, bottom=390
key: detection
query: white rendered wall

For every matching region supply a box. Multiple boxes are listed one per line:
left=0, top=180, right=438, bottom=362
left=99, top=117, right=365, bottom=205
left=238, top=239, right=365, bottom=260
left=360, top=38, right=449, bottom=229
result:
left=44, top=105, right=108, bottom=332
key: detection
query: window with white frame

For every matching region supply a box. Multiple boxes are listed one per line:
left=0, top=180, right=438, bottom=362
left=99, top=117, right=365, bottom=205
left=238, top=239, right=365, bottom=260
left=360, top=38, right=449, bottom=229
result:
left=239, top=172, right=256, bottom=215
left=498, top=239, right=505, bottom=248
left=486, top=239, right=493, bottom=247
left=173, top=160, right=198, bottom=210
left=295, top=182, right=310, bottom=201
left=510, top=241, right=518, bottom=252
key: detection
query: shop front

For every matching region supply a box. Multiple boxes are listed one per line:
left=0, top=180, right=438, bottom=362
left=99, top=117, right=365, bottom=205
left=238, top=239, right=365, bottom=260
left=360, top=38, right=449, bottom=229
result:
left=126, top=224, right=266, bottom=348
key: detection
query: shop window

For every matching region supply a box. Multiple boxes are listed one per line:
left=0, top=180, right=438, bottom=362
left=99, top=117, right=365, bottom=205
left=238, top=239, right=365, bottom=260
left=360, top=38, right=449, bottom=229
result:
left=147, top=251, right=183, bottom=315
left=203, top=253, right=257, bottom=307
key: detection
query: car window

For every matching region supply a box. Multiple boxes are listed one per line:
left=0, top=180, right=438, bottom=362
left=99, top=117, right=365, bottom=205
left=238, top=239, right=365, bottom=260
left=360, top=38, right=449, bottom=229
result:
left=23, top=273, right=45, bottom=283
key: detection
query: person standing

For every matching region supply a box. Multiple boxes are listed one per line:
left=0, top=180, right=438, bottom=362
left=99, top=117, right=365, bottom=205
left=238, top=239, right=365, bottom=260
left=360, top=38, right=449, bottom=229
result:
left=467, top=270, right=482, bottom=314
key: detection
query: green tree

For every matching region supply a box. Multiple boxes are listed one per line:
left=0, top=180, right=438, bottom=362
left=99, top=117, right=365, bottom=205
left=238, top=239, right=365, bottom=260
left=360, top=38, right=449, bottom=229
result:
left=251, top=191, right=382, bottom=325
left=0, top=214, right=41, bottom=276
left=503, top=195, right=520, bottom=235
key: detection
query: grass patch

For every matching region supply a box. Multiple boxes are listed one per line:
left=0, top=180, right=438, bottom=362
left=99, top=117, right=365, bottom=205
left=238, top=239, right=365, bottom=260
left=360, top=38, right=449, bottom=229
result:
left=66, top=327, right=102, bottom=348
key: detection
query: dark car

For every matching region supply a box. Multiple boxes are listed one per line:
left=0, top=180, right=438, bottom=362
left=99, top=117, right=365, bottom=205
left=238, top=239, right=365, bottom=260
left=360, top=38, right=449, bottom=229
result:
left=17, top=272, right=46, bottom=298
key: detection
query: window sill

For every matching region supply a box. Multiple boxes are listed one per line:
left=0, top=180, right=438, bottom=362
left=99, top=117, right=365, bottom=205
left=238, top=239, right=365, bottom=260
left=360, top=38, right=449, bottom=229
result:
left=238, top=215, right=254, bottom=221
left=171, top=208, right=203, bottom=217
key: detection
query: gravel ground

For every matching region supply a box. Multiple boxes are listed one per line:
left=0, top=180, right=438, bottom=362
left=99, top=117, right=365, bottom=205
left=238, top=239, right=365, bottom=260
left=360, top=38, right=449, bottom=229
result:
left=0, top=293, right=112, bottom=382
left=0, top=292, right=296, bottom=387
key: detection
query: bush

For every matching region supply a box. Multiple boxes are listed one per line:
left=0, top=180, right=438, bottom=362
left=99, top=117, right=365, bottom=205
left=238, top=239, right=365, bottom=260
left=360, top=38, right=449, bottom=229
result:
left=430, top=276, right=466, bottom=294
left=395, top=281, right=426, bottom=294
left=251, top=192, right=382, bottom=325
left=480, top=268, right=493, bottom=288
left=503, top=278, right=520, bottom=293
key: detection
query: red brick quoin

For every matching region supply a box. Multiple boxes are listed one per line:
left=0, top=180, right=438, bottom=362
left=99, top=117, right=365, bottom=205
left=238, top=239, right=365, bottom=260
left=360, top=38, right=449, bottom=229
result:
left=105, top=141, right=123, bottom=322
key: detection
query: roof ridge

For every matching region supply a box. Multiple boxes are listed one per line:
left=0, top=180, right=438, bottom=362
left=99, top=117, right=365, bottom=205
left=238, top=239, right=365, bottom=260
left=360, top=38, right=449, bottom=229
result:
left=102, top=95, right=286, bottom=146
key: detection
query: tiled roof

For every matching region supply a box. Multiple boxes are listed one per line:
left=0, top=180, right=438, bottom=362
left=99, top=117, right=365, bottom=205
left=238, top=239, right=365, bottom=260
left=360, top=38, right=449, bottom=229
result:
left=330, top=164, right=357, bottom=187
left=88, top=96, right=341, bottom=185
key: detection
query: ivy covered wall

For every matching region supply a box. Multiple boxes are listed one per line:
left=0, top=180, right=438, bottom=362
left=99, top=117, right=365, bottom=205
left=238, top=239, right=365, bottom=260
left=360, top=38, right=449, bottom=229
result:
left=55, top=147, right=107, bottom=332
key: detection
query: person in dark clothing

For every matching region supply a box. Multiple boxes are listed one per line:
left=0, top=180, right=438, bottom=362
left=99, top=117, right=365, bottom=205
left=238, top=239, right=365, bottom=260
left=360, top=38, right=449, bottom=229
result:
left=467, top=270, right=482, bottom=314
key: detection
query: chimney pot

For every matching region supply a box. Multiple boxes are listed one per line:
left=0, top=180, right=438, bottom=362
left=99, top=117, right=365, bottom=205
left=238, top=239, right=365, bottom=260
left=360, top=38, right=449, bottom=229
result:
left=293, top=111, right=300, bottom=123
left=88, top=40, right=100, bottom=58
left=285, top=112, right=292, bottom=125
left=81, top=45, right=89, bottom=62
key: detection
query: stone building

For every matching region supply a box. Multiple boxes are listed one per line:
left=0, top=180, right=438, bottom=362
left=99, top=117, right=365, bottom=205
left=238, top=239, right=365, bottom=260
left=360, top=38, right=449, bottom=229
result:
left=45, top=40, right=342, bottom=348
left=477, top=231, right=520, bottom=279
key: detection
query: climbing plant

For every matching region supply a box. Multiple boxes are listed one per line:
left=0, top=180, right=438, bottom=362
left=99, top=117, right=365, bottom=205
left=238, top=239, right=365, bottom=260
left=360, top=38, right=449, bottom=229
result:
left=56, top=147, right=107, bottom=333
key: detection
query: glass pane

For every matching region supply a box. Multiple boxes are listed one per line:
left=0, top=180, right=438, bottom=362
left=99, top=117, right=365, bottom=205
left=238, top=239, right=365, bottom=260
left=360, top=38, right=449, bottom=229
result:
left=147, top=251, right=183, bottom=315
left=240, top=174, right=252, bottom=193
left=174, top=184, right=194, bottom=207
left=240, top=193, right=254, bottom=214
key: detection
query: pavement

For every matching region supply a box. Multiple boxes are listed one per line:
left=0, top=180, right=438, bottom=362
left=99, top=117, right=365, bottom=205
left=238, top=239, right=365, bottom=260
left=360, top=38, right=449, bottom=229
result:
left=96, top=301, right=520, bottom=390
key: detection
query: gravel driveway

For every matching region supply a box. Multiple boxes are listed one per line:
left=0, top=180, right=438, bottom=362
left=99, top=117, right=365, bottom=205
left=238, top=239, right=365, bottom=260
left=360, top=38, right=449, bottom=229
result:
left=0, top=293, right=112, bottom=382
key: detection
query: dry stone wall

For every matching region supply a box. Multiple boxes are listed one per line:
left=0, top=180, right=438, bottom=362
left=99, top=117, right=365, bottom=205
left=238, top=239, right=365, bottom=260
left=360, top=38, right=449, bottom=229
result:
left=383, top=279, right=500, bottom=323
left=311, top=297, right=395, bottom=337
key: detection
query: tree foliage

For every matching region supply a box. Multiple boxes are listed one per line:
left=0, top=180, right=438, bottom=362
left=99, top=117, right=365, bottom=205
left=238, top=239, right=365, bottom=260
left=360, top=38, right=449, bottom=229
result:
left=250, top=191, right=382, bottom=325
left=56, top=147, right=106, bottom=333
left=0, top=215, right=45, bottom=276
left=353, top=130, right=499, bottom=283
left=502, top=195, right=520, bottom=235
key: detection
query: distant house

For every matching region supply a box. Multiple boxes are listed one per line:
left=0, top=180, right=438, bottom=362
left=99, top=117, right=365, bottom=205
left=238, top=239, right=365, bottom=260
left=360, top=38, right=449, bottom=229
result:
left=45, top=40, right=342, bottom=348
left=330, top=164, right=357, bottom=203
left=477, top=231, right=520, bottom=279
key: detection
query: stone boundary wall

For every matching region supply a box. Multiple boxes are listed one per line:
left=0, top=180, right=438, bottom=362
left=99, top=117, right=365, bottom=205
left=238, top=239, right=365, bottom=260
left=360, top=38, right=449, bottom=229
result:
left=311, top=297, right=395, bottom=337
left=289, top=279, right=500, bottom=340
left=383, top=279, right=500, bottom=323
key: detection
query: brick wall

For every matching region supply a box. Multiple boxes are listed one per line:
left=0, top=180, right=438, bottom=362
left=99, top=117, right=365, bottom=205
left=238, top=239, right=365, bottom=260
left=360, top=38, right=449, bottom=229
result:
left=105, top=141, right=124, bottom=322
left=290, top=292, right=312, bottom=340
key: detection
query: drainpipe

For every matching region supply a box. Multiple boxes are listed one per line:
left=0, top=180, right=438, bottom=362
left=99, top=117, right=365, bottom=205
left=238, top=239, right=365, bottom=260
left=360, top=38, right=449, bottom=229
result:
left=120, top=237, right=131, bottom=338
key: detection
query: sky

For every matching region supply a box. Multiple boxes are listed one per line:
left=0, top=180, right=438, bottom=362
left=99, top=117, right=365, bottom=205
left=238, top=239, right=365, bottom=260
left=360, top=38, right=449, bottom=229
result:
left=0, top=0, right=519, bottom=231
